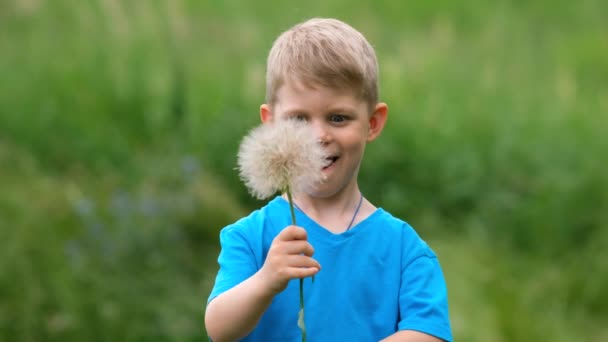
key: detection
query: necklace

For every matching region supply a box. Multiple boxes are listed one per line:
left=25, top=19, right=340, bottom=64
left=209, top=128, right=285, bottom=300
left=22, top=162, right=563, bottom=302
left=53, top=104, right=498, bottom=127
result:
left=346, top=192, right=364, bottom=231
left=292, top=192, right=364, bottom=232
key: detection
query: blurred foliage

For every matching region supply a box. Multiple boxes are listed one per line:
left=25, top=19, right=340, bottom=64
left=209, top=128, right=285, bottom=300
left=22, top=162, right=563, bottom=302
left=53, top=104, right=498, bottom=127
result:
left=0, top=0, right=607, bottom=341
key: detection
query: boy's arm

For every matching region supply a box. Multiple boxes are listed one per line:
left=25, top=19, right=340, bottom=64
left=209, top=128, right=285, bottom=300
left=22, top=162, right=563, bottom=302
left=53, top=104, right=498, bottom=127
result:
left=205, top=226, right=320, bottom=342
left=396, top=245, right=452, bottom=341
left=204, top=271, right=276, bottom=342
left=381, top=330, right=444, bottom=342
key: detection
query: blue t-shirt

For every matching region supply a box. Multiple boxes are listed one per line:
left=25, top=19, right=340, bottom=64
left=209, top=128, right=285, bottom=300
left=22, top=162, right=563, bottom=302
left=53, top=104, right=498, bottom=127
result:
left=208, top=197, right=452, bottom=341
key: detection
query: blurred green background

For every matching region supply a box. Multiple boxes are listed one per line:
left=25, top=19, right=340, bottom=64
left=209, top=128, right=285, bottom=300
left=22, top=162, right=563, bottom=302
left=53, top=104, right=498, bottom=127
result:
left=1, top=0, right=607, bottom=341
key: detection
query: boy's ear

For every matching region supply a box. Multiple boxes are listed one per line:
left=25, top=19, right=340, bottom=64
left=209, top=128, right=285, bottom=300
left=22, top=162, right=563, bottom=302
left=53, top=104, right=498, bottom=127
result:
left=260, top=104, right=273, bottom=123
left=367, top=103, right=388, bottom=142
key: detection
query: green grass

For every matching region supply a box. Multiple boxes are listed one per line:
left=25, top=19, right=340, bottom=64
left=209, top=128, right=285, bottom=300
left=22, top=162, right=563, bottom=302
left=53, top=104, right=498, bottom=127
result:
left=1, top=0, right=607, bottom=340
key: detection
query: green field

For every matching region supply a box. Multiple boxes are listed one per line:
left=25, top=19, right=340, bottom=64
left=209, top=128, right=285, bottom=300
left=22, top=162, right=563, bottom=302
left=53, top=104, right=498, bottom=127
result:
left=1, top=0, right=607, bottom=341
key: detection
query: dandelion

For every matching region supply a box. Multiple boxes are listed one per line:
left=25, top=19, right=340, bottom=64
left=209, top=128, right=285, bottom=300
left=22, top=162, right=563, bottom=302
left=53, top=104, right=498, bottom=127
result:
left=237, top=119, right=326, bottom=200
left=237, top=118, right=326, bottom=342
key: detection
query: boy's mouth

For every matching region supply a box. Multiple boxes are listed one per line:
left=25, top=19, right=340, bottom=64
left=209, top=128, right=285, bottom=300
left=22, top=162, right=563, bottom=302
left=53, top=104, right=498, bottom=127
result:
left=323, top=155, right=339, bottom=170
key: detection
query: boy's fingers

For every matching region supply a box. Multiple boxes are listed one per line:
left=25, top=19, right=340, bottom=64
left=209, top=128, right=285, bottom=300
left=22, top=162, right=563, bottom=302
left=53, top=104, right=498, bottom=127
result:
left=278, top=225, right=308, bottom=241
left=284, top=240, right=314, bottom=256
left=286, top=255, right=321, bottom=269
left=288, top=266, right=320, bottom=279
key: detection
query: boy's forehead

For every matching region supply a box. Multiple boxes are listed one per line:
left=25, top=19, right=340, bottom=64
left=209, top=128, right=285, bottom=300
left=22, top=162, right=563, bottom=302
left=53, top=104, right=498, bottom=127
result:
left=278, top=78, right=359, bottom=101
left=272, top=80, right=367, bottom=112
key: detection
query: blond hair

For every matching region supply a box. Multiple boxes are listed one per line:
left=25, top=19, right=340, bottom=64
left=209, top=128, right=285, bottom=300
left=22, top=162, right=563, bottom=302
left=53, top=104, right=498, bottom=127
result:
left=265, top=18, right=379, bottom=110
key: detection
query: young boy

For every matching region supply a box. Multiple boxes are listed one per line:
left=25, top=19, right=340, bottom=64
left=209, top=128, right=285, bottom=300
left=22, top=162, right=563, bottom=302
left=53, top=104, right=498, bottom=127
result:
left=205, top=18, right=452, bottom=342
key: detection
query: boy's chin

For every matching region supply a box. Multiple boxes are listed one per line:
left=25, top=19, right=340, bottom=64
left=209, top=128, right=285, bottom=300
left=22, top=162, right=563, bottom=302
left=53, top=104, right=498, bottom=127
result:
left=299, top=184, right=342, bottom=200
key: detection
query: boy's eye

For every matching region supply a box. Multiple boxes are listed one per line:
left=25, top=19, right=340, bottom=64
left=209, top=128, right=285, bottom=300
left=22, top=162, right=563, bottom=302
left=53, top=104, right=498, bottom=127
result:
left=293, top=114, right=307, bottom=122
left=329, top=114, right=347, bottom=123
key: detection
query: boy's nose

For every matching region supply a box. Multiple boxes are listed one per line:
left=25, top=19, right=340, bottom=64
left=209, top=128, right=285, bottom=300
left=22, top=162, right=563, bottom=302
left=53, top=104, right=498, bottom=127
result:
left=311, top=122, right=331, bottom=145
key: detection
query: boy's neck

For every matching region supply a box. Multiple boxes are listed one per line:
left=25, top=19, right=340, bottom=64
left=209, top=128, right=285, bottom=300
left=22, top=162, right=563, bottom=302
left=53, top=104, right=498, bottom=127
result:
left=286, top=184, right=376, bottom=233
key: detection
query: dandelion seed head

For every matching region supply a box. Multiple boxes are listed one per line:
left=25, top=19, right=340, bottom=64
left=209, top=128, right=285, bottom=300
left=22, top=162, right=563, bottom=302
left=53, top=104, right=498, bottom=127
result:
left=237, top=119, right=327, bottom=199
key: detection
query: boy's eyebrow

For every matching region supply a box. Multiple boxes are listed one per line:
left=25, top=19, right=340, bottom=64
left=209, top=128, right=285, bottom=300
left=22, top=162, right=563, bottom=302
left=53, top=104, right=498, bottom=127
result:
left=284, top=106, right=358, bottom=115
left=326, top=106, right=357, bottom=114
left=284, top=108, right=309, bottom=115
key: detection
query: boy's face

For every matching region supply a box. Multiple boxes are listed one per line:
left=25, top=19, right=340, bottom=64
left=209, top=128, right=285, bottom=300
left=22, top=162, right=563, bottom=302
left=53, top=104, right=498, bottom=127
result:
left=260, top=80, right=387, bottom=198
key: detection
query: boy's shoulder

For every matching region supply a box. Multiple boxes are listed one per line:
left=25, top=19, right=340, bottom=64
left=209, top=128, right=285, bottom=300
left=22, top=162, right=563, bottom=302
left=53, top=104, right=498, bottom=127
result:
left=370, top=206, right=420, bottom=236
left=220, top=196, right=286, bottom=234
left=370, top=207, right=437, bottom=259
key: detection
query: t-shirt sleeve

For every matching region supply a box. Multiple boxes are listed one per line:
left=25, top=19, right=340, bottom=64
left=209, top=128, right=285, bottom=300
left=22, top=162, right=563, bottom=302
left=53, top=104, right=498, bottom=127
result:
left=207, top=225, right=259, bottom=303
left=398, top=251, right=453, bottom=342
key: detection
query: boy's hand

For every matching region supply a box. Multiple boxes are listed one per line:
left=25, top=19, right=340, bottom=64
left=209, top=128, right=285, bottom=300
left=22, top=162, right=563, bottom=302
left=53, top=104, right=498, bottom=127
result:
left=259, top=225, right=321, bottom=295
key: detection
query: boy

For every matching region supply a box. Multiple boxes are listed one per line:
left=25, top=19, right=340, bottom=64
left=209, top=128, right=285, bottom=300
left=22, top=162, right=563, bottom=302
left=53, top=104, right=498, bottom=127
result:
left=205, top=18, right=452, bottom=342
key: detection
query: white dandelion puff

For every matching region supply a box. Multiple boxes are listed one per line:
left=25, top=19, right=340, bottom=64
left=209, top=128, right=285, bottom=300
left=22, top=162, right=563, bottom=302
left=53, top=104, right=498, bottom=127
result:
left=237, top=119, right=326, bottom=200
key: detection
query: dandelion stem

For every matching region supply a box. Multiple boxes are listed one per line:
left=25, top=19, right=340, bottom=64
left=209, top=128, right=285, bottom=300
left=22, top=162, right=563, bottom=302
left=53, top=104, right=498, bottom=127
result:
left=286, top=188, right=297, bottom=226
left=286, top=188, right=306, bottom=342
left=299, top=277, right=306, bottom=342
